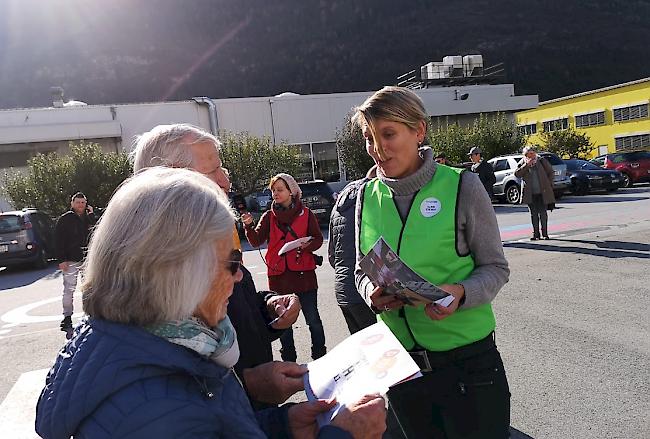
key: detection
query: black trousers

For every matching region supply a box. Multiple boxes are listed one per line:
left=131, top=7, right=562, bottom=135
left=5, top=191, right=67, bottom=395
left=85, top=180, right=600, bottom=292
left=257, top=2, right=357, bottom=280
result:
left=387, top=337, right=510, bottom=439
left=340, top=303, right=378, bottom=334
left=527, top=194, right=548, bottom=237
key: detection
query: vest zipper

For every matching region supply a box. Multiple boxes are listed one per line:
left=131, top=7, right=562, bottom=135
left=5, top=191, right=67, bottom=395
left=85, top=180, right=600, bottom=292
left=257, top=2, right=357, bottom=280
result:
left=393, top=189, right=421, bottom=349
left=394, top=189, right=420, bottom=255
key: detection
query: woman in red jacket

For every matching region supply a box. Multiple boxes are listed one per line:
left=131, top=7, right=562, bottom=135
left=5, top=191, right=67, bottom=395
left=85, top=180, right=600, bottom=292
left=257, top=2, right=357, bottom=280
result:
left=242, top=173, right=326, bottom=362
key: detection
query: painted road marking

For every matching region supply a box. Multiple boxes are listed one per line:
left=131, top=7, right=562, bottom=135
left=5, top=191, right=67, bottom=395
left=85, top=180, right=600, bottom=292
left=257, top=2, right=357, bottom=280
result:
left=0, top=368, right=48, bottom=439
left=1, top=297, right=83, bottom=325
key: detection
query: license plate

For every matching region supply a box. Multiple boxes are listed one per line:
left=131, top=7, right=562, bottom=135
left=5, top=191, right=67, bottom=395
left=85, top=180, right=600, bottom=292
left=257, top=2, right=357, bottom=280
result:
left=0, top=245, right=8, bottom=253
left=611, top=179, right=619, bottom=183
left=313, top=209, right=326, bottom=214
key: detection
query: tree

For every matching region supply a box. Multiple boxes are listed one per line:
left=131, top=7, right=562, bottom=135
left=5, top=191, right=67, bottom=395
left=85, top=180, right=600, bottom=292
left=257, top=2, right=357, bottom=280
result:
left=428, top=113, right=526, bottom=163
left=218, top=131, right=302, bottom=197
left=335, top=112, right=374, bottom=180
left=539, top=128, right=595, bottom=159
left=2, top=142, right=132, bottom=216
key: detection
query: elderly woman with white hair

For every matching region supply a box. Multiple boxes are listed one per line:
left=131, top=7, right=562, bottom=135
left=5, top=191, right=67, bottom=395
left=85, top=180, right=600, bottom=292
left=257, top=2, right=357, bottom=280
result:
left=35, top=167, right=386, bottom=439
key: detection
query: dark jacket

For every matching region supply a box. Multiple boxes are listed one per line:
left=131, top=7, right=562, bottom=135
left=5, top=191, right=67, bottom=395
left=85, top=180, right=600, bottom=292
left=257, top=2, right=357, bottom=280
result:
left=54, top=210, right=94, bottom=262
left=471, top=160, right=496, bottom=197
left=229, top=265, right=283, bottom=409
left=328, top=179, right=367, bottom=306
left=35, top=318, right=291, bottom=439
left=515, top=156, right=556, bottom=205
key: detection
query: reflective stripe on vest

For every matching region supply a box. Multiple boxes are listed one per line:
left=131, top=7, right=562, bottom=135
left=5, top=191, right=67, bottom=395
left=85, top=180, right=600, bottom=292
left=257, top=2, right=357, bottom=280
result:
left=360, top=165, right=496, bottom=351
left=266, top=207, right=316, bottom=276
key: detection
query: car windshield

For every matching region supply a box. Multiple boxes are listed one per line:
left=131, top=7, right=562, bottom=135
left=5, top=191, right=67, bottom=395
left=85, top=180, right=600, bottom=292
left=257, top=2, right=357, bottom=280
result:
left=540, top=153, right=564, bottom=165
left=579, top=161, right=601, bottom=170
left=0, top=215, right=22, bottom=233
left=299, top=183, right=332, bottom=197
left=565, top=160, right=580, bottom=171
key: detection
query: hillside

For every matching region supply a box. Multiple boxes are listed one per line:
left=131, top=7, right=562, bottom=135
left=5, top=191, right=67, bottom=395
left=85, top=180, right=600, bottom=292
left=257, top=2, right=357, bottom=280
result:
left=1, top=0, right=649, bottom=109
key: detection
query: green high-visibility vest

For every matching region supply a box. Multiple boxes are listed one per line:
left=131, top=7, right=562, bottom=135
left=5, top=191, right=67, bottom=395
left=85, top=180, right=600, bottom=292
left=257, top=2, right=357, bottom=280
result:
left=360, top=165, right=496, bottom=351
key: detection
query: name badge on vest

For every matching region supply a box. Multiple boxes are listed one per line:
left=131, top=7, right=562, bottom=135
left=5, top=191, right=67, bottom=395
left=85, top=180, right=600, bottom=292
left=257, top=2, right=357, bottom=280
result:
left=420, top=197, right=441, bottom=218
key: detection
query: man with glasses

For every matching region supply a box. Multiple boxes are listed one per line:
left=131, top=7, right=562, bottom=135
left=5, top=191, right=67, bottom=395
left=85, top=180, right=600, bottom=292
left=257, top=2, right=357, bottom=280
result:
left=132, top=124, right=303, bottom=409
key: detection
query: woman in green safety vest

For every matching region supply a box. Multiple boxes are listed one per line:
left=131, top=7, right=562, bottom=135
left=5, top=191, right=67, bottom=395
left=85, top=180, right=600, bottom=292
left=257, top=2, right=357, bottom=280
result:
left=352, top=86, right=511, bottom=439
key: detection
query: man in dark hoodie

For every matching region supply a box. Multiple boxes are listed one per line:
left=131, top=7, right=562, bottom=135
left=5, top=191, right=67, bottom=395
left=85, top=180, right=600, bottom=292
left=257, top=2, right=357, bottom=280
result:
left=54, top=192, right=95, bottom=334
left=328, top=170, right=377, bottom=334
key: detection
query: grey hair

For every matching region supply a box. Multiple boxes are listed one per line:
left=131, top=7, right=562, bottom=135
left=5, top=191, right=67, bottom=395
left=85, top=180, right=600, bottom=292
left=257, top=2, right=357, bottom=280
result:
left=81, top=167, right=235, bottom=326
left=522, top=145, right=537, bottom=154
left=131, top=123, right=221, bottom=172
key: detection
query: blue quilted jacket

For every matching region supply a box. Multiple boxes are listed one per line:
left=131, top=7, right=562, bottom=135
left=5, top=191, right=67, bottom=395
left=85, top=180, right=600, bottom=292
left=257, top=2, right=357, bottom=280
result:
left=35, top=318, right=350, bottom=439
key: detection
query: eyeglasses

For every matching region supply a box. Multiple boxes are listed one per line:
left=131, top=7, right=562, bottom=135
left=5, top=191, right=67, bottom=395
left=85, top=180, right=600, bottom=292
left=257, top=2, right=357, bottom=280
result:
left=226, top=249, right=242, bottom=275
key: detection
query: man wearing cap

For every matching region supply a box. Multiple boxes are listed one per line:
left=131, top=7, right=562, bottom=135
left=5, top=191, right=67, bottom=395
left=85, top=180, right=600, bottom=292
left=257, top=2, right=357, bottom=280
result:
left=468, top=146, right=496, bottom=200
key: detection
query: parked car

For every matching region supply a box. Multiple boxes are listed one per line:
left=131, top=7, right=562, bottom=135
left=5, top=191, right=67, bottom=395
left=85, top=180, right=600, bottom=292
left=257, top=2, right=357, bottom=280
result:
left=298, top=180, right=336, bottom=224
left=488, top=152, right=571, bottom=204
left=564, top=159, right=624, bottom=195
left=247, top=189, right=272, bottom=212
left=590, top=150, right=650, bottom=187
left=0, top=209, right=55, bottom=269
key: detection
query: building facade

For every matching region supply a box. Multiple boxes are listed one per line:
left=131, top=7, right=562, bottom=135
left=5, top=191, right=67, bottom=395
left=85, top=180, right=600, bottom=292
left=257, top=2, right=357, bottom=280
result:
left=0, top=84, right=537, bottom=209
left=516, top=78, right=650, bottom=157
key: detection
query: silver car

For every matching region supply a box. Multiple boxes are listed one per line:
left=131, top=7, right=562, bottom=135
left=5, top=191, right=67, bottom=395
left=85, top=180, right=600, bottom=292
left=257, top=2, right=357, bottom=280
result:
left=488, top=152, right=571, bottom=204
left=0, top=209, right=55, bottom=269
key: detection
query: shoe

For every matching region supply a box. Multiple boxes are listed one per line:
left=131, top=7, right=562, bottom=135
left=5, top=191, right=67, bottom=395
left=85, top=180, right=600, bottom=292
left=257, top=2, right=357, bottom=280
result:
left=311, top=346, right=327, bottom=360
left=542, top=235, right=550, bottom=240
left=60, top=316, right=72, bottom=331
left=280, top=348, right=297, bottom=362
left=530, top=236, right=539, bottom=241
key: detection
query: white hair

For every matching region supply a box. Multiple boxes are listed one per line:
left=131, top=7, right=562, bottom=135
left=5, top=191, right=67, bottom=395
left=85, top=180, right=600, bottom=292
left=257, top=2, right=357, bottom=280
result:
left=131, top=123, right=220, bottom=172
left=81, top=167, right=235, bottom=326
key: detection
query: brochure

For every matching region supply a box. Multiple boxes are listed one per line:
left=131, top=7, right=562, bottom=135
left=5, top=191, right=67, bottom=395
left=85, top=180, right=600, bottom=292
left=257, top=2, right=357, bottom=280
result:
left=304, top=321, right=421, bottom=426
left=278, top=236, right=313, bottom=255
left=359, top=237, right=454, bottom=307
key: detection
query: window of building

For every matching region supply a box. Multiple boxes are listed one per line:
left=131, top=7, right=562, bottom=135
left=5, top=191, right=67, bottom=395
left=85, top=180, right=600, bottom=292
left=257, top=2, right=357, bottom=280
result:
left=613, top=103, right=649, bottom=122
left=614, top=133, right=650, bottom=151
left=517, top=123, right=537, bottom=135
left=542, top=118, right=568, bottom=132
left=290, top=142, right=342, bottom=182
left=312, top=142, right=341, bottom=182
left=292, top=143, right=315, bottom=182
left=575, top=111, right=605, bottom=128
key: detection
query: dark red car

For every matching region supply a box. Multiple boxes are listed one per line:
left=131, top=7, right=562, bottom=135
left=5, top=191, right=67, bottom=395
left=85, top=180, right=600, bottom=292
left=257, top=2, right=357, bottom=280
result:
left=590, top=150, right=650, bottom=187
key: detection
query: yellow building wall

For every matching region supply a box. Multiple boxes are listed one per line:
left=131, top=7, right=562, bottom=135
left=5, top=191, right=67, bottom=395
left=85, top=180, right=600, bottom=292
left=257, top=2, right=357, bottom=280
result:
left=516, top=80, right=650, bottom=157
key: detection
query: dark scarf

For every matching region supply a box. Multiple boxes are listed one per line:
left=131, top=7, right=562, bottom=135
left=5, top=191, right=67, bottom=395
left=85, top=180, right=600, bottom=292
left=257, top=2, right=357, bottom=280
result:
left=271, top=197, right=303, bottom=226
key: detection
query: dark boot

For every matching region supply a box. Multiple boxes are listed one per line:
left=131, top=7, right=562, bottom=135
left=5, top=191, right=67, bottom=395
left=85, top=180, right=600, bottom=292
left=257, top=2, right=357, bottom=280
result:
left=311, top=346, right=327, bottom=360
left=280, top=348, right=297, bottom=362
left=60, top=316, right=72, bottom=332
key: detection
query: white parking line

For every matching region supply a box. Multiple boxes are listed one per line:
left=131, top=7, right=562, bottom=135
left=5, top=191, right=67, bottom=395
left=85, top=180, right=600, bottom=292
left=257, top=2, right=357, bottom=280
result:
left=1, top=297, right=83, bottom=324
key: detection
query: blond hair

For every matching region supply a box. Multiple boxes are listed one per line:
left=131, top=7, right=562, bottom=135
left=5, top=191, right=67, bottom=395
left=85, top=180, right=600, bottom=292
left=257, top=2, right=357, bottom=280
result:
left=82, top=167, right=235, bottom=326
left=352, top=86, right=428, bottom=161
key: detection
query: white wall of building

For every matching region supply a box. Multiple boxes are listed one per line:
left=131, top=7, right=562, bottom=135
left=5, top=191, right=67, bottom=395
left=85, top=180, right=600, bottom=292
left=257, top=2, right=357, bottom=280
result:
left=0, top=84, right=538, bottom=196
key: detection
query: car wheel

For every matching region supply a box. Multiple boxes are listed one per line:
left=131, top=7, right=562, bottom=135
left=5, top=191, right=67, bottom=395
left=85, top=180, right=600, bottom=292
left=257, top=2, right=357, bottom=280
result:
left=622, top=173, right=633, bottom=188
left=34, top=249, right=48, bottom=269
left=572, top=180, right=589, bottom=196
left=505, top=184, right=521, bottom=205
